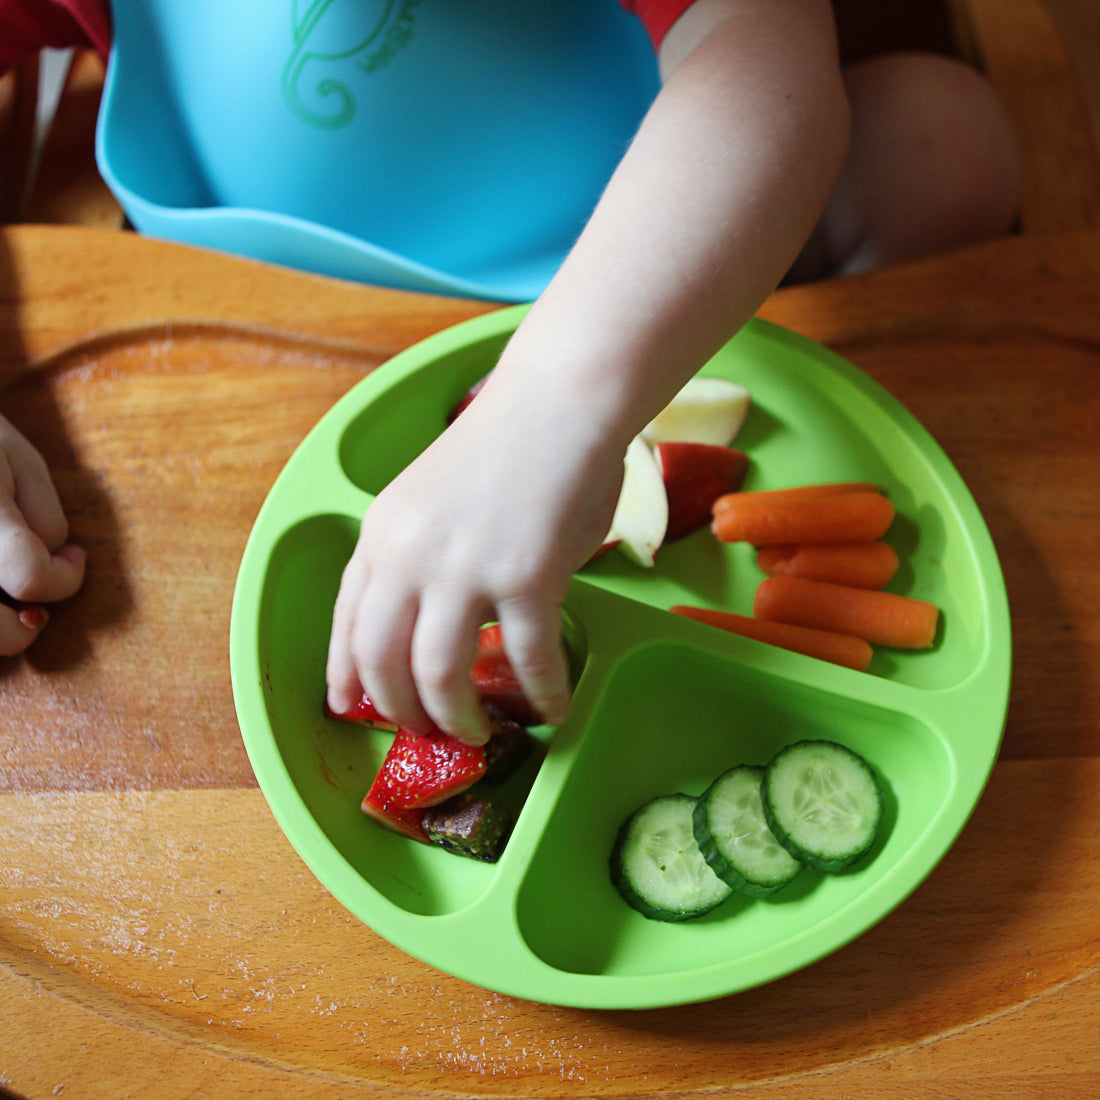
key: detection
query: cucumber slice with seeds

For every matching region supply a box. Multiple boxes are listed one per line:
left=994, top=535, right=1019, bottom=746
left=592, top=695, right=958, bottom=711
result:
left=693, top=765, right=803, bottom=897
left=762, top=740, right=884, bottom=872
left=611, top=794, right=732, bottom=921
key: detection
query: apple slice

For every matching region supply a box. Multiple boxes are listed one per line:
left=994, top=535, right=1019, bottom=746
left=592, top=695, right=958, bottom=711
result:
left=601, top=435, right=669, bottom=567
left=656, top=442, right=750, bottom=541
left=641, top=376, right=751, bottom=447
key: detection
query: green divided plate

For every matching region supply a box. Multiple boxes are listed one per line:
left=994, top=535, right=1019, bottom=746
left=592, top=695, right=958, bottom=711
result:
left=229, top=306, right=1010, bottom=1009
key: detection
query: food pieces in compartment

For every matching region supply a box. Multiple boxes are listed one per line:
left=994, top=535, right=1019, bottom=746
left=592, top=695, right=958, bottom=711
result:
left=422, top=794, right=515, bottom=863
left=611, top=793, right=733, bottom=922
left=331, top=624, right=548, bottom=862
left=612, top=739, right=885, bottom=921
left=451, top=370, right=753, bottom=566
left=676, top=481, right=941, bottom=669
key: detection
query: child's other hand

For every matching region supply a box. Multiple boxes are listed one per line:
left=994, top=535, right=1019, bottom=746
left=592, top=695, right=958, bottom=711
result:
left=1, top=415, right=86, bottom=656
left=325, top=375, right=623, bottom=745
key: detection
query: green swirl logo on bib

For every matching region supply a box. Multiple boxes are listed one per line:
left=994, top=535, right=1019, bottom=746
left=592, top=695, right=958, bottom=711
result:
left=283, top=0, right=422, bottom=129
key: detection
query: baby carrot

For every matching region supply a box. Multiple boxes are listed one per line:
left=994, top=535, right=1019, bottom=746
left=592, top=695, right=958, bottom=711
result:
left=712, top=481, right=879, bottom=514
left=753, top=575, right=940, bottom=649
left=711, top=491, right=894, bottom=546
left=755, top=540, right=900, bottom=588
left=671, top=605, right=873, bottom=671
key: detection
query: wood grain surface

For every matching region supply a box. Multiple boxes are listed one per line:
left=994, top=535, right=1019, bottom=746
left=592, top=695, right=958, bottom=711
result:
left=1, top=225, right=1097, bottom=1098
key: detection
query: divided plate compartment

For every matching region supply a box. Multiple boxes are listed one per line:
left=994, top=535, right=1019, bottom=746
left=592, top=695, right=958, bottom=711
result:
left=230, top=307, right=1011, bottom=1009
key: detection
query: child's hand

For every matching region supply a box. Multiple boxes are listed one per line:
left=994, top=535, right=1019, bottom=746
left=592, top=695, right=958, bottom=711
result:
left=325, top=373, right=623, bottom=745
left=1, top=414, right=86, bottom=656
left=327, top=0, right=853, bottom=744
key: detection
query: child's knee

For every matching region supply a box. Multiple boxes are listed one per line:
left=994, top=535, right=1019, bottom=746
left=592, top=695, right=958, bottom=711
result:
left=854, top=52, right=1019, bottom=235
left=816, top=50, right=1020, bottom=275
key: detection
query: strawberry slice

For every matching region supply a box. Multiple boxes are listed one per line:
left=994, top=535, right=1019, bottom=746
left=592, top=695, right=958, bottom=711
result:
left=656, top=442, right=749, bottom=541
left=361, top=711, right=532, bottom=841
left=327, top=627, right=543, bottom=732
left=325, top=692, right=399, bottom=731
left=361, top=778, right=429, bottom=842
left=362, top=749, right=432, bottom=840
left=470, top=624, right=544, bottom=727
left=376, top=728, right=488, bottom=810
left=446, top=373, right=490, bottom=423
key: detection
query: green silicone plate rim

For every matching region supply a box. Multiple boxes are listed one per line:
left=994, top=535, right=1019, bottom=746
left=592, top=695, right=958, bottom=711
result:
left=229, top=305, right=1011, bottom=1009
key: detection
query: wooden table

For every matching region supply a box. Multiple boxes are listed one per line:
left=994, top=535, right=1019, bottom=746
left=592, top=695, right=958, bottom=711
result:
left=1, top=225, right=1097, bottom=1098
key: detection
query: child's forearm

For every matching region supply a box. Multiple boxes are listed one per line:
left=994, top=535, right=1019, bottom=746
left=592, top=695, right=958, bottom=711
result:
left=490, top=0, right=849, bottom=447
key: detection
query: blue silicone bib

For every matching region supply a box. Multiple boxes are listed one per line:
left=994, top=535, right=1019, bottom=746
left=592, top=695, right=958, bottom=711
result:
left=96, top=0, right=660, bottom=299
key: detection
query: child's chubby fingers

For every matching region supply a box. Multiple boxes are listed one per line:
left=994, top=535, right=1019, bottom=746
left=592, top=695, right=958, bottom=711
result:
left=325, top=558, right=428, bottom=730
left=11, top=459, right=70, bottom=555
left=0, top=602, right=49, bottom=657
left=495, top=599, right=572, bottom=728
left=409, top=595, right=491, bottom=746
left=3, top=415, right=71, bottom=551
left=342, top=581, right=437, bottom=737
left=325, top=553, right=370, bottom=716
left=0, top=500, right=86, bottom=605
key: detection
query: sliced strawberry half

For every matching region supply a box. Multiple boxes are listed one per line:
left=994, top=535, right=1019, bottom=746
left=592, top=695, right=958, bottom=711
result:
left=325, top=692, right=399, bottom=732
left=361, top=782, right=429, bottom=842
left=656, top=442, right=749, bottom=541
left=470, top=624, right=544, bottom=727
left=446, top=373, right=490, bottom=423
left=362, top=756, right=430, bottom=841
left=376, top=728, right=488, bottom=810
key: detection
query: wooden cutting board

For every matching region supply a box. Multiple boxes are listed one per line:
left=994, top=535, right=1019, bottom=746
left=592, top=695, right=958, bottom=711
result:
left=1, top=225, right=1098, bottom=1098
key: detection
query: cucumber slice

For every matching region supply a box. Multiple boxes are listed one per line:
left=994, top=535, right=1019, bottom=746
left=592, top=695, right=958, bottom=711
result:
left=611, top=794, right=732, bottom=922
left=762, top=740, right=884, bottom=872
left=693, top=765, right=803, bottom=897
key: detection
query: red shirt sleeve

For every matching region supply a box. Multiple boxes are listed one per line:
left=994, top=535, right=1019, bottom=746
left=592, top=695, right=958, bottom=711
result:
left=620, top=0, right=696, bottom=51
left=0, top=0, right=111, bottom=72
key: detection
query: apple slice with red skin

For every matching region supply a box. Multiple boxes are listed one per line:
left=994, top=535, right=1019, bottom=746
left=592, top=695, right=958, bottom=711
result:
left=601, top=434, right=669, bottom=566
left=642, top=376, right=751, bottom=447
left=657, top=442, right=749, bottom=541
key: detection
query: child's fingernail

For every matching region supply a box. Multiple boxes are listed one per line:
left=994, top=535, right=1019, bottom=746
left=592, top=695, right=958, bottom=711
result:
left=19, top=606, right=49, bottom=631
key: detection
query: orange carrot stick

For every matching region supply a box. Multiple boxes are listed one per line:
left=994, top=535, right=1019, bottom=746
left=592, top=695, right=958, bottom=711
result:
left=671, top=605, right=873, bottom=671
left=753, top=575, right=939, bottom=649
left=755, top=540, right=900, bottom=588
left=712, top=481, right=879, bottom=515
left=711, top=491, right=894, bottom=546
